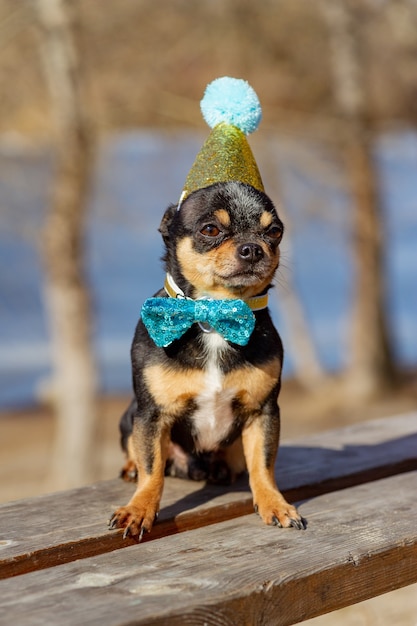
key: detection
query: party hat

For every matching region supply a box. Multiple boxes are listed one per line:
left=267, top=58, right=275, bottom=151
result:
left=180, top=77, right=264, bottom=203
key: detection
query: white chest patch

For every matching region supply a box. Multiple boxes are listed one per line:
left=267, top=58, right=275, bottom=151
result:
left=192, top=333, right=236, bottom=451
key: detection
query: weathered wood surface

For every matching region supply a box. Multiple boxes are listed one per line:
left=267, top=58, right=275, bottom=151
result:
left=0, top=471, right=416, bottom=626
left=0, top=413, right=416, bottom=579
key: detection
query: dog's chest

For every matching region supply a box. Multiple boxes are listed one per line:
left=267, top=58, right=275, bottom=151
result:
left=191, top=333, right=236, bottom=451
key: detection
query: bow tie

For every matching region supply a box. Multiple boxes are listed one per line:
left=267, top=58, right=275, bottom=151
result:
left=141, top=297, right=256, bottom=347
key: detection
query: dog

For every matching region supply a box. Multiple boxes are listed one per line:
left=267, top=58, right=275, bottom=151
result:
left=108, top=180, right=305, bottom=540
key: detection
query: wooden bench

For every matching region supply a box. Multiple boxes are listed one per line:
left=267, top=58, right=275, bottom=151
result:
left=0, top=413, right=416, bottom=625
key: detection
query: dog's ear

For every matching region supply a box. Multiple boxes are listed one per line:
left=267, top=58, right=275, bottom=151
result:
left=159, top=204, right=177, bottom=243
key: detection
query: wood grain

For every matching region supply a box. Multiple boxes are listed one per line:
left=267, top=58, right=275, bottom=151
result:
left=0, top=412, right=416, bottom=579
left=0, top=471, right=416, bottom=626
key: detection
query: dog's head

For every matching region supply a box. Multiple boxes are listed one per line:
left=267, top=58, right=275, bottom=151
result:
left=159, top=181, right=284, bottom=300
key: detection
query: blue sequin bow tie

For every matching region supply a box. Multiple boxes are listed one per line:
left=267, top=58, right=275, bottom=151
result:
left=141, top=297, right=256, bottom=347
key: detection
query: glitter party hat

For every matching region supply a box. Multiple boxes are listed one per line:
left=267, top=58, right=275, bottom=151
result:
left=180, top=77, right=264, bottom=203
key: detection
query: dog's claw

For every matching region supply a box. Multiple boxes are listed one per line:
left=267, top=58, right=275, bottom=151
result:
left=123, top=525, right=131, bottom=540
left=290, top=516, right=307, bottom=530
left=271, top=515, right=283, bottom=528
left=108, top=515, right=117, bottom=530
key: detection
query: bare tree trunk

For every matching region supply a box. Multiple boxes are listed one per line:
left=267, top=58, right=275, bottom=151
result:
left=260, top=138, right=325, bottom=389
left=321, top=1, right=394, bottom=397
left=34, top=0, right=98, bottom=489
left=346, top=129, right=394, bottom=394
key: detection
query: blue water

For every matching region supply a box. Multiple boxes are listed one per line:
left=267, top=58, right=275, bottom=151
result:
left=0, top=130, right=416, bottom=409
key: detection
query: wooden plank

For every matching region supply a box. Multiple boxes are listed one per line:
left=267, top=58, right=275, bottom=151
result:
left=0, top=471, right=416, bottom=626
left=0, top=412, right=416, bottom=579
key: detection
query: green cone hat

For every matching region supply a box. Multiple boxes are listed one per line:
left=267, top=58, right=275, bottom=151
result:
left=180, top=77, right=264, bottom=203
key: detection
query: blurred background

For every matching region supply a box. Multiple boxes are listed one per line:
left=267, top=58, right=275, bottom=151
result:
left=0, top=1, right=417, bottom=622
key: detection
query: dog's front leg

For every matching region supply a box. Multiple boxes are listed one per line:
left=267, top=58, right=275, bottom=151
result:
left=242, top=409, right=305, bottom=530
left=109, top=417, right=170, bottom=540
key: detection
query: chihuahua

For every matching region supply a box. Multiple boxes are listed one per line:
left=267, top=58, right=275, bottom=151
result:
left=108, top=181, right=304, bottom=540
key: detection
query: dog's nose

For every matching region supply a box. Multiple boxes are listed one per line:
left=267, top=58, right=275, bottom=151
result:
left=238, top=243, right=264, bottom=263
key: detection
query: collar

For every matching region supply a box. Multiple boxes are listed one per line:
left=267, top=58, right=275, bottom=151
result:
left=164, top=273, right=268, bottom=312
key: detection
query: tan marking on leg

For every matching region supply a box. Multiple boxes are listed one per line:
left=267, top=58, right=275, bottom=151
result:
left=223, top=436, right=246, bottom=478
left=127, top=435, right=135, bottom=461
left=111, top=424, right=170, bottom=538
left=242, top=418, right=301, bottom=528
left=120, top=436, right=138, bottom=482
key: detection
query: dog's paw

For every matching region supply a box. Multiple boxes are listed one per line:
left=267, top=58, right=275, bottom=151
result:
left=255, top=495, right=306, bottom=530
left=108, top=503, right=159, bottom=541
left=119, top=459, right=138, bottom=483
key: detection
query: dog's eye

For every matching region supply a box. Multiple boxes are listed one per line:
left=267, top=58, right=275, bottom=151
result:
left=267, top=226, right=283, bottom=241
left=200, top=224, right=221, bottom=237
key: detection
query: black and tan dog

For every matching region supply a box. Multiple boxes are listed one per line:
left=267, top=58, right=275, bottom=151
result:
left=108, top=181, right=305, bottom=540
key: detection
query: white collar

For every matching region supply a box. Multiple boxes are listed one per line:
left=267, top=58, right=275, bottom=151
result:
left=164, top=273, right=268, bottom=312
